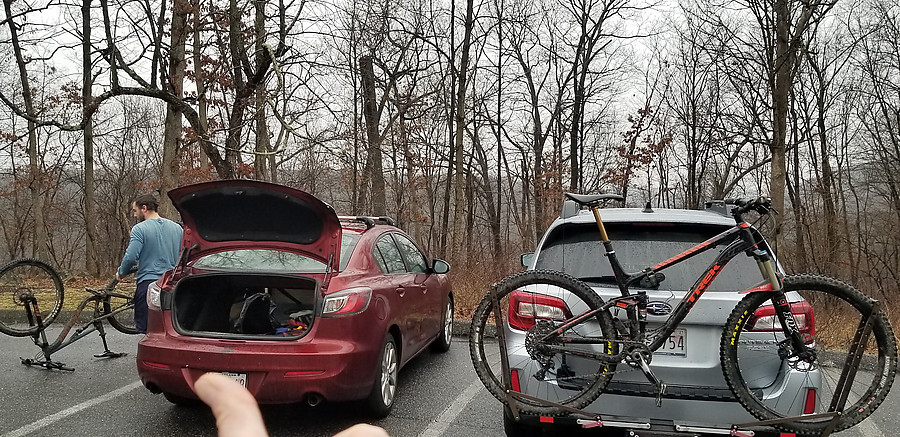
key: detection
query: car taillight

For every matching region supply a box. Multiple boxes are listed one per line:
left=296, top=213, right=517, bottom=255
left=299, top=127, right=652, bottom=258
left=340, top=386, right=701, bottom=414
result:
left=507, top=290, right=572, bottom=331
left=322, top=287, right=372, bottom=317
left=147, top=282, right=162, bottom=311
left=746, top=301, right=815, bottom=343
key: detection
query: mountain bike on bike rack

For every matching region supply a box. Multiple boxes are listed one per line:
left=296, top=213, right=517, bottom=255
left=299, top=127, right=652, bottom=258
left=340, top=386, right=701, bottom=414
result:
left=469, top=194, right=897, bottom=437
left=0, top=258, right=139, bottom=371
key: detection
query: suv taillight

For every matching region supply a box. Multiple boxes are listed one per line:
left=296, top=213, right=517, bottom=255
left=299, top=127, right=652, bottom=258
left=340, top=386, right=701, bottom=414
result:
left=746, top=301, right=815, bottom=344
left=508, top=290, right=572, bottom=331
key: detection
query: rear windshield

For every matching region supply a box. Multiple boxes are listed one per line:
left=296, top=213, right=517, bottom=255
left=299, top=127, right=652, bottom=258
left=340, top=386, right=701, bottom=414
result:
left=534, top=222, right=762, bottom=292
left=193, top=249, right=326, bottom=273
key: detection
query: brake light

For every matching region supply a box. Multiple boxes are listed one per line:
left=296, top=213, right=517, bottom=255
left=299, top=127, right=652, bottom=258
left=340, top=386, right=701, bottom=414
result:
left=746, top=301, right=815, bottom=343
left=507, top=290, right=572, bottom=331
left=147, top=282, right=162, bottom=311
left=323, top=287, right=372, bottom=316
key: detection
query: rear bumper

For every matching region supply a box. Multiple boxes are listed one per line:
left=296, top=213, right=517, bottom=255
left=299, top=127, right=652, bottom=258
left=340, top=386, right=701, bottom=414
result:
left=137, top=316, right=382, bottom=404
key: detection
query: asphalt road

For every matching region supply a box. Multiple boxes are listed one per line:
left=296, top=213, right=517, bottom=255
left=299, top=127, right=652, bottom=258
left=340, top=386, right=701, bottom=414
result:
left=0, top=328, right=897, bottom=437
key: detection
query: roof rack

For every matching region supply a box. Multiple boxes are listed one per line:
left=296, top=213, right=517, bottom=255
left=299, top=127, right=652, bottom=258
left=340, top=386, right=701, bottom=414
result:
left=337, top=216, right=396, bottom=229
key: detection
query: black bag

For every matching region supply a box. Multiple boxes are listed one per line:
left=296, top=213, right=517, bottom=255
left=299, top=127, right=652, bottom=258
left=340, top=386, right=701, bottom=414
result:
left=233, top=292, right=278, bottom=334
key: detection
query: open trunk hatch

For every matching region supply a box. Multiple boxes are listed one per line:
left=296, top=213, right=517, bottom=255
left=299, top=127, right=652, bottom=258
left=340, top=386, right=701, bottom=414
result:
left=173, top=274, right=318, bottom=339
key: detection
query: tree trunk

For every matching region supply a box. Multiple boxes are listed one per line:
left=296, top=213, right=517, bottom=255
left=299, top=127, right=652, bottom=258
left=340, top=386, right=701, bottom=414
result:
left=450, top=0, right=475, bottom=258
left=4, top=0, right=49, bottom=261
left=193, top=1, right=210, bottom=175
left=160, top=0, right=189, bottom=217
left=225, top=0, right=246, bottom=177
left=82, top=0, right=102, bottom=274
left=254, top=0, right=271, bottom=180
left=359, top=56, right=386, bottom=215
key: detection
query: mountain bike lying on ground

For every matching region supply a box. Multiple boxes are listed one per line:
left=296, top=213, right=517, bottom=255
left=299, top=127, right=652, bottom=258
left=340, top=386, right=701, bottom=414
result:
left=469, top=194, right=898, bottom=436
left=0, top=258, right=138, bottom=371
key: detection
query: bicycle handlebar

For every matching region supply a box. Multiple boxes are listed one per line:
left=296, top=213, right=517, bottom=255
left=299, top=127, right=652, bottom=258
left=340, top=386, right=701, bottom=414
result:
left=725, top=196, right=773, bottom=217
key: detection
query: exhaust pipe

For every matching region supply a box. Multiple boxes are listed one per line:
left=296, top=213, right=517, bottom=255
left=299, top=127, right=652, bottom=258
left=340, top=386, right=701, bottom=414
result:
left=306, top=393, right=323, bottom=407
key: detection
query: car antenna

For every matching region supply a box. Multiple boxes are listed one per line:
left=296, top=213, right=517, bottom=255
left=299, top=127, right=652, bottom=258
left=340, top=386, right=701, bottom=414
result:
left=642, top=200, right=654, bottom=213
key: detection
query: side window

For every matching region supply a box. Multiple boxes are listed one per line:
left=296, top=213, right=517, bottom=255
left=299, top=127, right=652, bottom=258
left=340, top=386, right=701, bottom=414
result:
left=394, top=234, right=428, bottom=273
left=375, top=236, right=406, bottom=274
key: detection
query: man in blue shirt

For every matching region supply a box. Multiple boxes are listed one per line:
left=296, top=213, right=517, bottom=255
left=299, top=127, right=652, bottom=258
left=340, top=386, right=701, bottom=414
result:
left=116, top=194, right=183, bottom=333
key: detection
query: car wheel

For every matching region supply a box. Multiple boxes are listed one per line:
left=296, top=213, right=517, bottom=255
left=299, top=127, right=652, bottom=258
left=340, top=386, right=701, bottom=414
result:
left=430, top=296, right=453, bottom=353
left=163, top=392, right=201, bottom=407
left=366, top=333, right=399, bottom=418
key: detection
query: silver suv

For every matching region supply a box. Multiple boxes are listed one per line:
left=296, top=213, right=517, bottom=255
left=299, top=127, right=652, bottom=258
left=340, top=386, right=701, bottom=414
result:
left=506, top=200, right=788, bottom=437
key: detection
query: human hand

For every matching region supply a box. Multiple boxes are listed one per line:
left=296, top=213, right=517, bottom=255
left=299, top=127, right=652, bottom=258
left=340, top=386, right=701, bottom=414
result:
left=194, top=372, right=269, bottom=437
left=195, top=372, right=391, bottom=437
left=333, top=424, right=390, bottom=437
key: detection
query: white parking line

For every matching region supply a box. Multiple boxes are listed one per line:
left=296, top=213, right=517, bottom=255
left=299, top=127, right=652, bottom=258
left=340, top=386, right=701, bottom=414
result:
left=856, top=417, right=884, bottom=437
left=2, top=381, right=143, bottom=437
left=418, top=380, right=483, bottom=437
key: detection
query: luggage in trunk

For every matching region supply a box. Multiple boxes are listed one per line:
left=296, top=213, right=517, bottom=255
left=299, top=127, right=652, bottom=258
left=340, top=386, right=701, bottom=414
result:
left=172, top=274, right=317, bottom=338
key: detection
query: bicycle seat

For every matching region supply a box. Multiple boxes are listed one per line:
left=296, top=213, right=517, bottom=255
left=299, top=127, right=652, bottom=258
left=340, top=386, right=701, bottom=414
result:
left=565, top=192, right=625, bottom=206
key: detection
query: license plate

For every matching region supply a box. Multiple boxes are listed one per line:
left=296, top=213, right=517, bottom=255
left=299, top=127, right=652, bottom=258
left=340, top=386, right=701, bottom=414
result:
left=654, top=329, right=686, bottom=357
left=221, top=372, right=248, bottom=387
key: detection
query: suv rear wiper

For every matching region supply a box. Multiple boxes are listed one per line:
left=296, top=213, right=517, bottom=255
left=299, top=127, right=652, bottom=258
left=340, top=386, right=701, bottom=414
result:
left=577, top=275, right=618, bottom=285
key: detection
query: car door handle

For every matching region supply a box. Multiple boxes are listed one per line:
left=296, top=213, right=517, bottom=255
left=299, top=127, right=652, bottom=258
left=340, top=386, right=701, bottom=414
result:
left=395, top=286, right=405, bottom=297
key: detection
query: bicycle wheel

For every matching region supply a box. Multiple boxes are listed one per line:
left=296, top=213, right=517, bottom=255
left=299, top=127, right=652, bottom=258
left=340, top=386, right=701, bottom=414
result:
left=104, top=292, right=138, bottom=335
left=721, top=274, right=897, bottom=435
left=469, top=270, right=618, bottom=415
left=0, top=258, right=64, bottom=337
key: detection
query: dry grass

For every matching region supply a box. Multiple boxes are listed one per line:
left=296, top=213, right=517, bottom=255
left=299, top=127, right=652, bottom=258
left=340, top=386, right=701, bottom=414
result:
left=0, top=275, right=133, bottom=311
left=449, top=259, right=519, bottom=321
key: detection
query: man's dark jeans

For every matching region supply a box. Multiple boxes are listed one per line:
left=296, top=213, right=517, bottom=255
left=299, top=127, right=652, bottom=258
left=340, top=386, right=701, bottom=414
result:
left=135, top=279, right=154, bottom=334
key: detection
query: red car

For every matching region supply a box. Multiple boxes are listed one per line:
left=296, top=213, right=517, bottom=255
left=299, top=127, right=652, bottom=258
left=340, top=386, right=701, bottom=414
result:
left=136, top=180, right=453, bottom=417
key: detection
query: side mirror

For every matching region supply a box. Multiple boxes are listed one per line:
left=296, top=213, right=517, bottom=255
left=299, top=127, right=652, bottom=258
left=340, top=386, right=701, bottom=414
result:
left=521, top=253, right=535, bottom=268
left=432, top=259, right=451, bottom=274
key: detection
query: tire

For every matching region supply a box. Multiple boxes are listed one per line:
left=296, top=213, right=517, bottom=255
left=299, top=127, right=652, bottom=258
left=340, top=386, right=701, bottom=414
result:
left=469, top=270, right=618, bottom=416
left=104, top=292, right=138, bottom=335
left=366, top=332, right=399, bottom=418
left=430, top=295, right=453, bottom=353
left=720, top=274, right=898, bottom=435
left=0, top=258, right=64, bottom=337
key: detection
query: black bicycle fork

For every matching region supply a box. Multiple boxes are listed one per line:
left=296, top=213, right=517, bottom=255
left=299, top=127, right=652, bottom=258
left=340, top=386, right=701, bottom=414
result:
left=20, top=293, right=126, bottom=371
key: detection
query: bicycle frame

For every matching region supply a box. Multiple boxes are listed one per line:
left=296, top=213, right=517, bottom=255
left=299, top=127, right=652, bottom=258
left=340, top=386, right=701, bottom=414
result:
left=22, top=287, right=134, bottom=370
left=545, top=205, right=803, bottom=358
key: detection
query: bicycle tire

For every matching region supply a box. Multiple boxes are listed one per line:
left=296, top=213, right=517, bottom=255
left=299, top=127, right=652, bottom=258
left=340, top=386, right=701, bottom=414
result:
left=0, top=258, right=65, bottom=337
left=469, top=269, right=618, bottom=415
left=720, top=274, right=897, bottom=435
left=104, top=293, right=138, bottom=335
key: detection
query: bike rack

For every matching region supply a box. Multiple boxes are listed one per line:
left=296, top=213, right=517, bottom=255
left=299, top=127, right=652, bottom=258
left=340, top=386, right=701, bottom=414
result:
left=501, top=299, right=884, bottom=437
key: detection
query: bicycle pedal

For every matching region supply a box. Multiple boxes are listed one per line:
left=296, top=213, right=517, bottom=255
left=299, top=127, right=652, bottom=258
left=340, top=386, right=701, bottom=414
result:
left=655, top=382, right=667, bottom=407
left=93, top=350, right=127, bottom=359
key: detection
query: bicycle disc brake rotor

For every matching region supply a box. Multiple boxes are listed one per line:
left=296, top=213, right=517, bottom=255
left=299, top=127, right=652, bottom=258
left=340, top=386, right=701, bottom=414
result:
left=13, top=287, right=34, bottom=307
